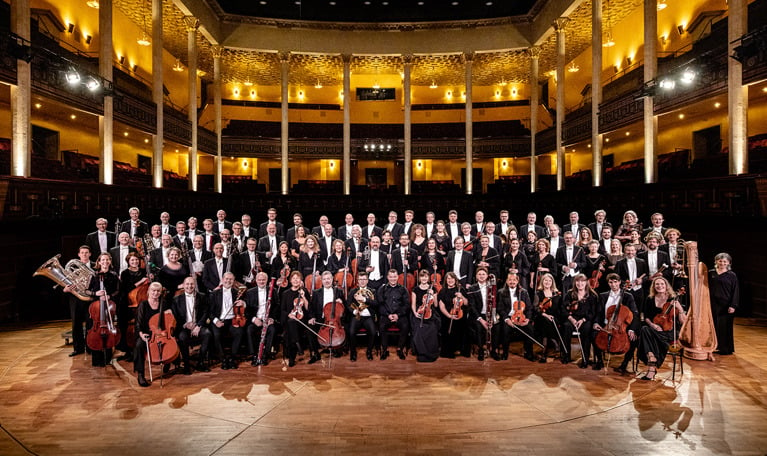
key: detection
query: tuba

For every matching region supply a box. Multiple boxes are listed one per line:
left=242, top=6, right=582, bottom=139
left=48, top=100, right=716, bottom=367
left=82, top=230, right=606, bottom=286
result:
left=33, top=254, right=95, bottom=301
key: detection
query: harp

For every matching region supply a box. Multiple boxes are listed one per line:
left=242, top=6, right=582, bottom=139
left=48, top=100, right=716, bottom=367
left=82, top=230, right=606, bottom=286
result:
left=679, top=241, right=717, bottom=360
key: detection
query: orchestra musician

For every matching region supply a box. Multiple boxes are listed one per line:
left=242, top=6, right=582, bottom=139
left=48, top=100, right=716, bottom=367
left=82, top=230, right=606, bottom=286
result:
left=383, top=211, right=405, bottom=241
left=110, top=232, right=137, bottom=276
left=466, top=267, right=499, bottom=361
left=347, top=272, right=377, bottom=361
left=213, top=209, right=233, bottom=235
left=496, top=210, right=514, bottom=238
left=209, top=272, right=246, bottom=370
left=519, top=212, right=546, bottom=240
left=638, top=232, right=672, bottom=285
left=238, top=237, right=261, bottom=285
left=473, top=235, right=500, bottom=279
left=117, top=252, right=147, bottom=359
left=560, top=274, right=597, bottom=368
left=311, top=215, right=335, bottom=238
left=84, top=218, right=116, bottom=261
left=591, top=273, right=639, bottom=372
left=345, top=224, right=368, bottom=260
left=530, top=238, right=557, bottom=292
left=588, top=209, right=612, bottom=241
left=497, top=273, right=536, bottom=361
left=358, top=235, right=388, bottom=290
left=156, top=247, right=187, bottom=301
left=201, top=219, right=221, bottom=252
left=638, top=277, right=687, bottom=380
left=326, top=239, right=350, bottom=276
left=159, top=212, right=176, bottom=237
left=318, top=224, right=336, bottom=266
left=337, top=213, right=355, bottom=241
left=244, top=272, right=279, bottom=366
left=445, top=210, right=461, bottom=245
left=190, top=235, right=212, bottom=291
left=420, top=239, right=445, bottom=279
left=614, top=243, right=649, bottom=306
left=546, top=224, right=563, bottom=254
left=555, top=231, right=586, bottom=293
left=437, top=272, right=469, bottom=358
left=390, top=233, right=418, bottom=282
left=64, top=245, right=95, bottom=357
left=445, top=237, right=474, bottom=287
left=709, top=252, right=739, bottom=356
left=310, top=271, right=346, bottom=357
left=376, top=269, right=411, bottom=360
left=202, top=243, right=228, bottom=293
left=563, top=211, right=587, bottom=243
left=431, top=220, right=452, bottom=255
left=172, top=221, right=193, bottom=251
left=291, top=225, right=308, bottom=258
left=171, top=277, right=211, bottom=373
left=504, top=238, right=530, bottom=290
left=149, top=233, right=173, bottom=269
left=459, top=222, right=476, bottom=251
left=285, top=213, right=304, bottom=245
left=402, top=210, right=415, bottom=237
left=533, top=273, right=563, bottom=363
left=361, top=213, right=383, bottom=241
left=642, top=212, right=668, bottom=242
left=583, top=240, right=609, bottom=292
left=133, top=281, right=165, bottom=387
left=409, top=223, right=428, bottom=259
left=410, top=270, right=441, bottom=362
left=187, top=217, right=203, bottom=237
left=271, top=241, right=296, bottom=282
left=483, top=222, right=503, bottom=263
left=280, top=271, right=315, bottom=367
left=74, top=252, right=120, bottom=367
left=257, top=222, right=283, bottom=276
left=258, top=207, right=285, bottom=238
left=120, top=207, right=148, bottom=241
left=614, top=210, right=642, bottom=243
left=298, top=234, right=324, bottom=290
left=240, top=213, right=258, bottom=240
left=148, top=224, right=162, bottom=250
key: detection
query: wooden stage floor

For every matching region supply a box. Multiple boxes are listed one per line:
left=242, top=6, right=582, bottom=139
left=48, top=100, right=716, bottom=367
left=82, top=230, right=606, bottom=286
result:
left=0, top=319, right=766, bottom=456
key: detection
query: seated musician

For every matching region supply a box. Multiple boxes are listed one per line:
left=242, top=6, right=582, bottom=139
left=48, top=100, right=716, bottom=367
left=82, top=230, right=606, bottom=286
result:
left=133, top=281, right=166, bottom=387
left=347, top=272, right=377, bottom=361
left=533, top=273, right=563, bottom=363
left=591, top=273, right=639, bottom=372
left=437, top=272, right=469, bottom=358
left=209, top=272, right=246, bottom=370
left=245, top=272, right=278, bottom=366
left=638, top=277, right=687, bottom=381
left=466, top=267, right=499, bottom=361
left=280, top=271, right=316, bottom=367
left=375, top=269, right=411, bottom=360
left=310, top=271, right=346, bottom=358
left=171, top=277, right=211, bottom=374
left=560, top=274, right=597, bottom=368
left=498, top=273, right=536, bottom=361
left=410, top=270, right=441, bottom=362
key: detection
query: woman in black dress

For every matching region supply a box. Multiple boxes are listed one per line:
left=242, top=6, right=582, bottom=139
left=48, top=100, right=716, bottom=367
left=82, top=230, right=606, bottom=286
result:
left=117, top=252, right=148, bottom=356
left=533, top=272, right=563, bottom=363
left=503, top=238, right=530, bottom=290
left=530, top=238, right=557, bottom=292
left=560, top=274, right=597, bottom=367
left=410, top=223, right=428, bottom=260
left=583, top=240, right=608, bottom=292
left=638, top=277, right=687, bottom=380
left=271, top=241, right=296, bottom=284
left=411, top=270, right=441, bottom=362
left=709, top=252, right=739, bottom=355
left=431, top=220, right=452, bottom=256
left=437, top=272, right=468, bottom=358
left=156, top=247, right=188, bottom=301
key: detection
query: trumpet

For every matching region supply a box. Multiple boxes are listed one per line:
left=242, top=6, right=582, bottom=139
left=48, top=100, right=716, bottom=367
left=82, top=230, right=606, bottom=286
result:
left=33, top=254, right=95, bottom=301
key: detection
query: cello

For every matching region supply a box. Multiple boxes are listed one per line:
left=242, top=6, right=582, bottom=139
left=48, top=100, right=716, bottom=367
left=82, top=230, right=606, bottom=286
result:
left=86, top=274, right=121, bottom=357
left=334, top=248, right=354, bottom=298
left=653, top=288, right=686, bottom=331
left=317, top=296, right=346, bottom=360
left=594, top=300, right=634, bottom=355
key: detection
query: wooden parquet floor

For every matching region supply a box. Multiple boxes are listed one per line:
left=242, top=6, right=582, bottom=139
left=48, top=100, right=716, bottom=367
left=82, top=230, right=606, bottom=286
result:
left=0, top=319, right=766, bottom=455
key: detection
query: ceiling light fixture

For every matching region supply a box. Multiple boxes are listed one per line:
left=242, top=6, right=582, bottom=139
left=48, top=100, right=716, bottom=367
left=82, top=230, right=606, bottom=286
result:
left=567, top=62, right=579, bottom=73
left=86, top=0, right=100, bottom=8
left=137, top=13, right=150, bottom=46
left=172, top=59, right=184, bottom=72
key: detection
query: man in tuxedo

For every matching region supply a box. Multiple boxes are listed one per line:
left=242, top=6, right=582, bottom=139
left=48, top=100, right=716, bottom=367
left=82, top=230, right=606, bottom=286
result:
left=285, top=213, right=304, bottom=245
left=240, top=214, right=258, bottom=240
left=591, top=273, right=639, bottom=373
left=172, top=221, right=193, bottom=251
left=231, top=222, right=246, bottom=253
left=238, top=237, right=261, bottom=285
left=402, top=210, right=415, bottom=237
left=120, top=206, right=148, bottom=240
left=445, top=237, right=474, bottom=286
left=470, top=211, right=485, bottom=236
left=258, top=207, right=284, bottom=238
left=256, top=223, right=283, bottom=276
left=109, top=232, right=136, bottom=275
left=615, top=244, right=649, bottom=305
left=547, top=225, right=564, bottom=255
left=389, top=233, right=418, bottom=277
left=358, top=235, right=388, bottom=290
left=599, top=226, right=614, bottom=255
left=190, top=235, right=212, bottom=291
left=383, top=211, right=404, bottom=241
left=213, top=209, right=233, bottom=234
left=149, top=234, right=173, bottom=268
left=638, top=233, right=672, bottom=284
left=423, top=211, right=436, bottom=239
left=318, top=223, right=336, bottom=266
left=484, top=222, right=503, bottom=262
left=345, top=225, right=368, bottom=260
left=312, top=215, right=336, bottom=238
left=446, top=210, right=461, bottom=246
left=245, top=272, right=279, bottom=366
left=202, top=243, right=228, bottom=293
left=202, top=219, right=220, bottom=252
left=588, top=209, right=612, bottom=241
left=519, top=212, right=545, bottom=239
left=337, top=213, right=355, bottom=240
left=642, top=212, right=668, bottom=243
left=555, top=231, right=586, bottom=292
left=361, top=213, right=382, bottom=241
left=85, top=218, right=116, bottom=261
left=159, top=211, right=176, bottom=237
left=496, top=210, right=514, bottom=238
left=187, top=217, right=203, bottom=237
left=171, top=277, right=211, bottom=373
left=466, top=267, right=497, bottom=361
left=562, top=211, right=587, bottom=242
left=209, top=272, right=246, bottom=369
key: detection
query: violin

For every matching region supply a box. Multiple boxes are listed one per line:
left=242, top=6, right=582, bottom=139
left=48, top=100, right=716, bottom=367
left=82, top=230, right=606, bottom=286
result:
left=147, top=295, right=179, bottom=365
left=652, top=288, right=686, bottom=331
left=86, top=274, right=121, bottom=353
left=417, top=288, right=434, bottom=320
left=276, top=263, right=290, bottom=288
left=594, top=299, right=634, bottom=354
left=588, top=259, right=606, bottom=289
left=510, top=300, right=528, bottom=325
left=449, top=293, right=464, bottom=320
left=231, top=285, right=248, bottom=328
left=318, top=297, right=346, bottom=348
left=290, top=289, right=305, bottom=320
left=538, top=291, right=560, bottom=313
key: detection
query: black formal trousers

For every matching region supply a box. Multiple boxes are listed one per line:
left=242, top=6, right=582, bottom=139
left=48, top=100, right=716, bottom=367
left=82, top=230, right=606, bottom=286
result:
left=69, top=295, right=90, bottom=353
left=247, top=322, right=276, bottom=359
left=348, top=316, right=377, bottom=352
left=210, top=319, right=245, bottom=360
left=177, top=326, right=212, bottom=365
left=379, top=316, right=410, bottom=351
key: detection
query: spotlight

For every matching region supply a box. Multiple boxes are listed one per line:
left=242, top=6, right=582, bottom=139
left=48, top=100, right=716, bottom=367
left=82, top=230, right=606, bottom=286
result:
left=680, top=69, right=696, bottom=84
left=85, top=77, right=100, bottom=91
left=65, top=69, right=81, bottom=84
left=659, top=79, right=675, bottom=90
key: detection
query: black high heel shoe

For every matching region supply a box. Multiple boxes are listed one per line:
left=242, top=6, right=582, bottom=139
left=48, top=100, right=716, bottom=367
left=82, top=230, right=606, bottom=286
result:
left=641, top=362, right=657, bottom=381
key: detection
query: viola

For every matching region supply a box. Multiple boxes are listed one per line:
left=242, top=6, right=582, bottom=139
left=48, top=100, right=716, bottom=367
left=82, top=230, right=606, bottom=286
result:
left=588, top=259, right=606, bottom=289
left=417, top=288, right=434, bottom=320
left=290, top=290, right=305, bottom=320
left=539, top=291, right=560, bottom=313
left=147, top=306, right=179, bottom=365
left=276, top=263, right=290, bottom=288
left=231, top=286, right=248, bottom=328
left=510, top=300, right=528, bottom=325
left=594, top=300, right=634, bottom=354
left=318, top=298, right=346, bottom=348
left=449, top=294, right=464, bottom=320
left=653, top=288, right=686, bottom=331
left=305, top=273, right=322, bottom=294
left=86, top=274, right=121, bottom=352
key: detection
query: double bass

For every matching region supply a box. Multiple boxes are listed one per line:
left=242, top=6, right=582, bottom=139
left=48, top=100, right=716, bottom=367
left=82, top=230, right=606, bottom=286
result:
left=594, top=300, right=634, bottom=354
left=86, top=274, right=121, bottom=355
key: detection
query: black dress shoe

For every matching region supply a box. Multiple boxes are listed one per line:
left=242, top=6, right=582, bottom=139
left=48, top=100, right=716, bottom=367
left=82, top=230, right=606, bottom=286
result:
left=538, top=356, right=547, bottom=363
left=490, top=351, right=500, bottom=361
left=561, top=357, right=570, bottom=364
left=350, top=351, right=357, bottom=362
left=230, top=358, right=239, bottom=369
left=196, top=362, right=210, bottom=372
left=308, top=354, right=321, bottom=365
left=366, top=350, right=374, bottom=361
left=380, top=350, right=389, bottom=360
left=183, top=365, right=193, bottom=375
left=221, top=359, right=230, bottom=370
left=137, top=374, right=150, bottom=387
left=288, top=358, right=296, bottom=367
left=478, top=352, right=485, bottom=361
left=69, top=350, right=84, bottom=357
left=613, top=366, right=628, bottom=375
left=579, top=360, right=589, bottom=369
left=592, top=361, right=604, bottom=370
left=523, top=352, right=535, bottom=362
left=397, top=349, right=406, bottom=360
left=501, top=352, right=509, bottom=361
left=163, top=363, right=171, bottom=374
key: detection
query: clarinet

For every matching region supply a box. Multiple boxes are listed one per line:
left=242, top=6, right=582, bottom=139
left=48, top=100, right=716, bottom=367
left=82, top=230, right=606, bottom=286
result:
left=487, top=274, right=497, bottom=356
left=257, top=278, right=276, bottom=365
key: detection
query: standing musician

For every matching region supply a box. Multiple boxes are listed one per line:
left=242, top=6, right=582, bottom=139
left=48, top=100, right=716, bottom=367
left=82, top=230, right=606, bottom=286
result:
left=202, top=243, right=228, bottom=293
left=459, top=222, right=476, bottom=251
left=133, top=282, right=166, bottom=387
left=150, top=234, right=174, bottom=269
left=445, top=210, right=461, bottom=245
left=172, top=221, right=193, bottom=251
left=171, top=277, right=211, bottom=374
left=244, top=272, right=279, bottom=366
left=64, top=245, right=95, bottom=357
left=556, top=231, right=586, bottom=293
left=241, top=213, right=259, bottom=240
left=257, top=223, right=283, bottom=276
left=213, top=209, right=233, bottom=235
left=362, top=213, right=383, bottom=241
left=231, top=222, right=246, bottom=253
left=383, top=211, right=405, bottom=240
left=431, top=220, right=452, bottom=255
left=190, top=235, right=212, bottom=291
left=310, top=271, right=346, bottom=357
left=496, top=210, right=514, bottom=238
left=338, top=213, right=355, bottom=241
left=497, top=273, right=536, bottom=361
left=533, top=273, right=563, bottom=363
left=471, top=211, right=485, bottom=236
left=638, top=277, right=687, bottom=380
left=560, top=274, right=597, bottom=367
left=298, top=234, right=324, bottom=283
left=530, top=238, right=557, bottom=292
left=347, top=272, right=377, bottom=361
left=423, top=211, right=436, bottom=239
left=375, top=269, right=411, bottom=360
left=258, top=207, right=285, bottom=238
left=410, top=270, right=441, bottom=362
left=420, top=238, right=445, bottom=281
left=110, top=232, right=136, bottom=275
left=238, top=237, right=261, bottom=286
left=660, top=228, right=688, bottom=305
left=209, top=272, right=246, bottom=370
left=642, top=212, right=668, bottom=242
left=390, top=233, right=418, bottom=284
left=591, top=273, right=639, bottom=372
left=583, top=240, right=609, bottom=292
left=270, top=241, right=296, bottom=282
left=117, top=252, right=148, bottom=359
left=120, top=206, right=148, bottom=241
left=638, top=233, right=672, bottom=285
left=148, top=225, right=162, bottom=250
left=483, top=222, right=503, bottom=263
left=285, top=213, right=303, bottom=245
left=563, top=211, right=587, bottom=243
left=280, top=271, right=316, bottom=367
left=85, top=218, right=116, bottom=261
left=473, top=235, right=500, bottom=279
left=318, top=224, right=336, bottom=266
left=437, top=272, right=469, bottom=358
left=159, top=212, right=176, bottom=237
left=445, top=237, right=474, bottom=287
left=201, top=219, right=220, bottom=252
left=614, top=243, right=649, bottom=306
left=187, top=217, right=203, bottom=237
left=503, top=238, right=530, bottom=290
left=409, top=223, right=428, bottom=259
left=466, top=267, right=498, bottom=361
left=345, top=224, right=368, bottom=260
left=358, top=235, right=388, bottom=290
left=547, top=225, right=564, bottom=255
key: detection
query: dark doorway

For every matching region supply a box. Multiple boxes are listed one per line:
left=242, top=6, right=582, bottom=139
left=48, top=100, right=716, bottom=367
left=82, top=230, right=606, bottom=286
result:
left=692, top=125, right=721, bottom=161
left=137, top=155, right=151, bottom=172
left=365, top=168, right=387, bottom=191
left=269, top=167, right=289, bottom=193
left=31, top=124, right=59, bottom=159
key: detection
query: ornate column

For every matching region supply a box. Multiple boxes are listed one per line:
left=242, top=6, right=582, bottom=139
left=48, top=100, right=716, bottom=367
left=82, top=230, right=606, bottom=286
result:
left=184, top=16, right=199, bottom=191
left=212, top=45, right=224, bottom=193
left=463, top=52, right=474, bottom=195
left=403, top=54, right=413, bottom=195
left=151, top=0, right=163, bottom=188
left=729, top=0, right=748, bottom=174
left=98, top=0, right=114, bottom=185
left=342, top=54, right=351, bottom=195
left=554, top=17, right=569, bottom=191
left=528, top=46, right=540, bottom=193
left=592, top=0, right=603, bottom=187
left=10, top=0, right=31, bottom=177
left=643, top=0, right=658, bottom=183
left=280, top=52, right=290, bottom=195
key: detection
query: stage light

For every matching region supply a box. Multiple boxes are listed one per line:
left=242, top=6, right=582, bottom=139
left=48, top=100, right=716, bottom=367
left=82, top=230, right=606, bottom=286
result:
left=85, top=77, right=100, bottom=91
left=680, top=69, right=696, bottom=84
left=65, top=69, right=81, bottom=84
left=659, top=79, right=675, bottom=90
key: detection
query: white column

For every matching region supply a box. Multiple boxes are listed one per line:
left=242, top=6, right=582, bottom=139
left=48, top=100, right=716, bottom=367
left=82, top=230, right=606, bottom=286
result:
left=554, top=17, right=569, bottom=191
left=729, top=0, right=748, bottom=174
left=528, top=47, right=540, bottom=193
left=342, top=54, right=351, bottom=195
left=592, top=0, right=603, bottom=187
left=403, top=54, right=412, bottom=195
left=212, top=46, right=224, bottom=193
left=184, top=17, right=199, bottom=191
left=280, top=52, right=290, bottom=195
left=98, top=0, right=113, bottom=185
left=10, top=0, right=31, bottom=177
left=643, top=0, right=658, bottom=184
left=151, top=0, right=163, bottom=188
left=464, top=52, right=474, bottom=195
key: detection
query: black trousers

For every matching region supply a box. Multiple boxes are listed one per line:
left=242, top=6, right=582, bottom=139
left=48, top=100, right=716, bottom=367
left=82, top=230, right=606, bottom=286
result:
left=440, top=315, right=469, bottom=357
left=379, top=315, right=410, bottom=351
left=177, top=326, right=212, bottom=365
left=561, top=320, right=593, bottom=362
left=501, top=320, right=534, bottom=355
left=284, top=318, right=319, bottom=360
left=349, top=316, right=376, bottom=351
left=472, top=317, right=503, bottom=353
left=210, top=319, right=245, bottom=360
left=247, top=322, right=276, bottom=359
left=69, top=296, right=90, bottom=353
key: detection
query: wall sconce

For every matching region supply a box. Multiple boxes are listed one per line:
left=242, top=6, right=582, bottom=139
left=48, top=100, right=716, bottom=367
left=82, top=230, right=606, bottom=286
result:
left=329, top=161, right=335, bottom=169
left=446, top=90, right=452, bottom=98
left=501, top=160, right=508, bottom=168
left=677, top=24, right=685, bottom=35
left=131, top=64, right=138, bottom=72
left=242, top=160, right=248, bottom=168
left=511, top=88, right=517, bottom=96
left=626, top=56, right=632, bottom=66
left=416, top=160, right=423, bottom=169
left=249, top=89, right=256, bottom=98
left=119, top=55, right=125, bottom=65
left=67, top=23, right=75, bottom=33
left=494, top=89, right=501, bottom=98
left=233, top=87, right=240, bottom=96
left=660, top=35, right=667, bottom=45
left=298, top=90, right=304, bottom=99
left=85, top=35, right=92, bottom=45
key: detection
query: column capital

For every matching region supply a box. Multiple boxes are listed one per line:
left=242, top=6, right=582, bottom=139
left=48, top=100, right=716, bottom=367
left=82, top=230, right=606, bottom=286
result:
left=279, top=51, right=291, bottom=64
left=402, top=54, right=413, bottom=65
left=553, top=17, right=570, bottom=32
left=211, top=45, right=224, bottom=59
left=341, top=54, right=352, bottom=64
left=183, top=16, right=200, bottom=32
left=527, top=46, right=541, bottom=59
left=462, top=51, right=475, bottom=64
